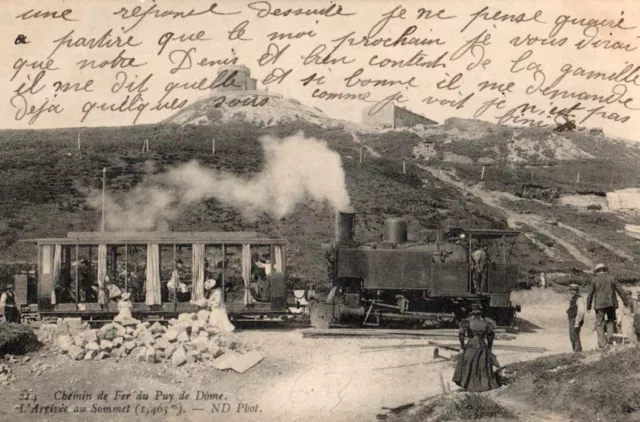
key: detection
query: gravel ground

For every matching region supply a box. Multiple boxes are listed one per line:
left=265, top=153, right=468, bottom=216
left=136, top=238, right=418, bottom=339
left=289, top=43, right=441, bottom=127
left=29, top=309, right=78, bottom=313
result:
left=0, top=287, right=602, bottom=422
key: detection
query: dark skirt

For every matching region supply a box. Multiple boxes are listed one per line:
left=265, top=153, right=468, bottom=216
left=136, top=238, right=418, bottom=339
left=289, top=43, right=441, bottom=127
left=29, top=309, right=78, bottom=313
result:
left=452, top=341, right=500, bottom=392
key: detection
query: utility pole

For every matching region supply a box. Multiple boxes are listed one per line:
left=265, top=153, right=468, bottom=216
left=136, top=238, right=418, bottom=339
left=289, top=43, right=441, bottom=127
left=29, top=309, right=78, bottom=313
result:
left=101, top=168, right=106, bottom=232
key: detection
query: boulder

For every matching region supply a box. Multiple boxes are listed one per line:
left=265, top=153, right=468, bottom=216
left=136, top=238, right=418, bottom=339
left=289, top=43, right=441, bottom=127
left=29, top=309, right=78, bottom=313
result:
left=186, top=350, right=200, bottom=364
left=99, top=323, right=114, bottom=335
left=207, top=342, right=224, bottom=359
left=113, top=323, right=126, bottom=336
left=125, top=327, right=135, bottom=335
left=130, top=346, right=142, bottom=358
left=57, top=335, right=73, bottom=351
left=124, top=333, right=134, bottom=341
left=177, top=332, right=190, bottom=343
left=73, top=334, right=86, bottom=348
left=136, top=347, right=147, bottom=362
left=155, top=338, right=170, bottom=351
left=123, top=341, right=136, bottom=353
left=171, top=347, right=187, bottom=367
left=178, top=313, right=196, bottom=322
left=191, top=337, right=209, bottom=353
left=84, top=350, right=96, bottom=360
left=100, top=340, right=114, bottom=351
left=103, top=329, right=117, bottom=341
left=96, top=351, right=109, bottom=360
left=85, top=342, right=99, bottom=351
left=173, top=324, right=188, bottom=333
left=192, top=320, right=206, bottom=331
left=198, top=330, right=210, bottom=339
left=82, top=330, right=98, bottom=344
left=141, top=322, right=151, bottom=329
left=184, top=342, right=196, bottom=351
left=155, top=350, right=164, bottom=362
left=196, top=310, right=210, bottom=322
left=68, top=345, right=84, bottom=360
left=118, top=345, right=127, bottom=357
left=168, top=318, right=179, bottom=326
left=145, top=347, right=157, bottom=363
left=112, top=337, right=124, bottom=347
left=111, top=348, right=122, bottom=359
left=163, top=344, right=176, bottom=359
left=201, top=352, right=212, bottom=361
left=164, top=330, right=179, bottom=342
left=150, top=322, right=165, bottom=334
left=206, top=327, right=220, bottom=336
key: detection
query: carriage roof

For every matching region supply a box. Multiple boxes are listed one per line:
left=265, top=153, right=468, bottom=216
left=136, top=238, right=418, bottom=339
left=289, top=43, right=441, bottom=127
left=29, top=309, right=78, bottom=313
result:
left=21, top=231, right=287, bottom=246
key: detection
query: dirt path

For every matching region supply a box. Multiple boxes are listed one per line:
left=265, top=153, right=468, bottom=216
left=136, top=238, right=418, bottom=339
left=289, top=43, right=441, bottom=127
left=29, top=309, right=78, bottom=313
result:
left=419, top=164, right=595, bottom=269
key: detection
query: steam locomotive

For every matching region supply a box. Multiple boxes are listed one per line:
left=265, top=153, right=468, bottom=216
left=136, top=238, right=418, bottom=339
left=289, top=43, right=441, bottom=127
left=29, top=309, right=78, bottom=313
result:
left=315, top=212, right=521, bottom=328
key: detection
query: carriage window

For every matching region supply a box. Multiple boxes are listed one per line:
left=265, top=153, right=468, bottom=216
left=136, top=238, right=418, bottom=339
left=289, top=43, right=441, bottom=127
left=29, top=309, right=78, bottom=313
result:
left=159, top=244, right=193, bottom=303
left=125, top=245, right=147, bottom=303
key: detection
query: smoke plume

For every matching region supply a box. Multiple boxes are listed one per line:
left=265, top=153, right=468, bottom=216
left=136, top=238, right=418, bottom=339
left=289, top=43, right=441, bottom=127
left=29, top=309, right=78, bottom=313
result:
left=87, top=132, right=352, bottom=231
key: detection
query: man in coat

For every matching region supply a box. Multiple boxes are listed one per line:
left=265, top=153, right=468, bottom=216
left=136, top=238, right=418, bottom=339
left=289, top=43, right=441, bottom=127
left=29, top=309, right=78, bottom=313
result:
left=586, top=263, right=629, bottom=349
left=566, top=284, right=585, bottom=352
left=471, top=245, right=489, bottom=293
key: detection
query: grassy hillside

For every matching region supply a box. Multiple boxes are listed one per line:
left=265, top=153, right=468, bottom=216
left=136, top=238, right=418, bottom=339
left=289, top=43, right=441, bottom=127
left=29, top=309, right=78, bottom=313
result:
left=0, top=121, right=548, bottom=286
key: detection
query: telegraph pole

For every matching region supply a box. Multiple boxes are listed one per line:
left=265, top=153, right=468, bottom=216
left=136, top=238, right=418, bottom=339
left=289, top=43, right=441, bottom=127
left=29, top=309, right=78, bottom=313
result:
left=101, top=168, right=106, bottom=232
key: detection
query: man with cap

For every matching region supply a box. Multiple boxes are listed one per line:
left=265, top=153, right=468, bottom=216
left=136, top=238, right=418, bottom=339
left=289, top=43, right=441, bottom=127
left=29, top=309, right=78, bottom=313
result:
left=566, top=284, right=585, bottom=352
left=586, top=263, right=629, bottom=349
left=0, top=284, right=21, bottom=323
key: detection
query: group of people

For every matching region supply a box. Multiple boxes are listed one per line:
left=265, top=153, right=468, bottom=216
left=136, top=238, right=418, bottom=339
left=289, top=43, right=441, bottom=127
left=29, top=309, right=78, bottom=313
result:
left=567, top=262, right=639, bottom=352
left=451, top=260, right=640, bottom=395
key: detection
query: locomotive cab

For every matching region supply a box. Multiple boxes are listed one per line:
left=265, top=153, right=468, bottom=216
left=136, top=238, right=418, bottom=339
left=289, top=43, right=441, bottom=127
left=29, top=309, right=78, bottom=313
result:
left=323, top=212, right=521, bottom=328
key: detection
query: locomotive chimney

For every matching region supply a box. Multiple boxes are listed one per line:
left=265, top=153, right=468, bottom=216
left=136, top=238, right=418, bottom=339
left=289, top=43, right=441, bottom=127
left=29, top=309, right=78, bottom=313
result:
left=335, top=211, right=355, bottom=244
left=384, top=218, right=408, bottom=244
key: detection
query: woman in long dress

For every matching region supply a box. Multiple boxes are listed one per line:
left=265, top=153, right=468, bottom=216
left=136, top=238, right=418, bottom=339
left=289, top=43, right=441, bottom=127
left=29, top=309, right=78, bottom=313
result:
left=204, top=279, right=235, bottom=333
left=452, top=303, right=500, bottom=392
left=114, top=292, right=139, bottom=325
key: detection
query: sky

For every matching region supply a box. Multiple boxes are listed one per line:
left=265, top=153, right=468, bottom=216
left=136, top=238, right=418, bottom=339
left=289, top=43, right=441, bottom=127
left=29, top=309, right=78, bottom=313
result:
left=2, top=0, right=640, bottom=141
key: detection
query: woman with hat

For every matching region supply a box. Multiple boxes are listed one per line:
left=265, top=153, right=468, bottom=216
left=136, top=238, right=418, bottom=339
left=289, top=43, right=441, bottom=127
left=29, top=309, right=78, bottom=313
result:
left=452, top=302, right=500, bottom=392
left=204, top=278, right=235, bottom=333
left=114, top=292, right=139, bottom=325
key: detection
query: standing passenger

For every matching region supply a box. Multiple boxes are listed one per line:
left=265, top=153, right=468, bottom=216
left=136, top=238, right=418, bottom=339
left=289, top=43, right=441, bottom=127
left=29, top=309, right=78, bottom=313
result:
left=452, top=303, right=500, bottom=392
left=566, top=284, right=585, bottom=352
left=586, top=263, right=630, bottom=349
left=0, top=284, right=21, bottom=323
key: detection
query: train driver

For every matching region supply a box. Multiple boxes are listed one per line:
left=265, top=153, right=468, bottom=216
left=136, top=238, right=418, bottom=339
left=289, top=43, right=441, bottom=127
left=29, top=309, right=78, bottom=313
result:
left=471, top=245, right=490, bottom=293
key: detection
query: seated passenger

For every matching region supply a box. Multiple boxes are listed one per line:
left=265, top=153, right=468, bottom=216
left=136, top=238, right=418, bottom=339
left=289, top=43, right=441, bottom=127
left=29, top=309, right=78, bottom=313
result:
left=204, top=279, right=235, bottom=333
left=167, top=262, right=189, bottom=302
left=114, top=292, right=139, bottom=325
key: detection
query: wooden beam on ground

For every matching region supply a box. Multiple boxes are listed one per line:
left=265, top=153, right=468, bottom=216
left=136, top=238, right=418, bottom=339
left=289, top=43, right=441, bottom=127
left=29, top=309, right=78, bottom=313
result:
left=301, top=328, right=514, bottom=341
left=361, top=341, right=546, bottom=354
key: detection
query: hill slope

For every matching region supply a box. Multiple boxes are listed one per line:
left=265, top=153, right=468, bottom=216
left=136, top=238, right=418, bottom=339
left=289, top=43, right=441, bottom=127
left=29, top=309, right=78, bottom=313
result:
left=1, top=115, right=639, bottom=285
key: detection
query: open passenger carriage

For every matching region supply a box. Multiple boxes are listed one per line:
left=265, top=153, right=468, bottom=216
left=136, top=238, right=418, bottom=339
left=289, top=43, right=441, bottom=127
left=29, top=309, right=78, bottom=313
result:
left=21, top=232, right=288, bottom=322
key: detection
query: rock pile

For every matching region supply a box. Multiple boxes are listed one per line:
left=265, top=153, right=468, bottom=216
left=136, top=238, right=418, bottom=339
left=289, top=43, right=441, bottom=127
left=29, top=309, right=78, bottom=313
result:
left=55, top=312, right=257, bottom=369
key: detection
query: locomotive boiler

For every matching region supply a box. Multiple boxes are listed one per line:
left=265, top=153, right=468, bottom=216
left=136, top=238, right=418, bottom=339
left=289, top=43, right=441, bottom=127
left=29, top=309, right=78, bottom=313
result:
left=318, top=212, right=521, bottom=328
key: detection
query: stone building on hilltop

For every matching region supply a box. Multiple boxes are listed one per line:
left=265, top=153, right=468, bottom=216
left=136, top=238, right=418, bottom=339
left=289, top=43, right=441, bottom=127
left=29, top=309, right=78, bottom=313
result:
left=362, top=103, right=437, bottom=129
left=215, top=64, right=258, bottom=93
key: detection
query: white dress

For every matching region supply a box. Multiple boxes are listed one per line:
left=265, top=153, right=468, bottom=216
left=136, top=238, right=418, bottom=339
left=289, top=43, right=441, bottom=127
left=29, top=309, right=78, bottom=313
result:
left=208, top=289, right=235, bottom=333
left=114, top=300, right=139, bottom=325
